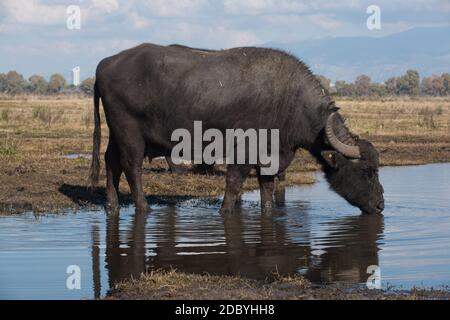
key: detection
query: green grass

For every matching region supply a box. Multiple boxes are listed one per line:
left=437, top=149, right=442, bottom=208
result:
left=0, top=135, right=18, bottom=156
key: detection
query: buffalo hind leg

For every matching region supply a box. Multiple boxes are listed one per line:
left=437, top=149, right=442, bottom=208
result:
left=121, top=145, right=148, bottom=214
left=105, top=138, right=122, bottom=215
left=220, top=165, right=251, bottom=215
left=258, top=172, right=275, bottom=215
left=165, top=156, right=187, bottom=174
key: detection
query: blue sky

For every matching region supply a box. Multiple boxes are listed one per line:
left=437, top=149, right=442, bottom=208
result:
left=1, top=0, right=449, bottom=81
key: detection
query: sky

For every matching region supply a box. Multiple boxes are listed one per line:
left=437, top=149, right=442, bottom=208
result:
left=1, top=0, right=449, bottom=81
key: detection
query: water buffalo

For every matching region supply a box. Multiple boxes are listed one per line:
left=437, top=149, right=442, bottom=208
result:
left=89, top=43, right=384, bottom=215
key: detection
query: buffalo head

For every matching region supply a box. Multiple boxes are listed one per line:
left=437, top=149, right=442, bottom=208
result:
left=322, top=112, right=385, bottom=215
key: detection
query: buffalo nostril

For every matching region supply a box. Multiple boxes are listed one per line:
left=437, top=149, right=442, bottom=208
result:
left=377, top=201, right=385, bottom=211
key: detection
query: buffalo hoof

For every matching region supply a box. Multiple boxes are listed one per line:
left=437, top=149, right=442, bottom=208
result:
left=261, top=201, right=274, bottom=215
left=135, top=204, right=150, bottom=215
left=105, top=203, right=120, bottom=216
left=219, top=207, right=234, bottom=215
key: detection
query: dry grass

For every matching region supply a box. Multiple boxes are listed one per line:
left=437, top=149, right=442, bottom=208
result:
left=338, top=96, right=449, bottom=136
left=109, top=269, right=450, bottom=300
left=0, top=96, right=449, bottom=214
left=338, top=96, right=450, bottom=166
left=109, top=269, right=312, bottom=300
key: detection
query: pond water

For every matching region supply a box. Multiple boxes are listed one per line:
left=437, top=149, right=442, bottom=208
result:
left=62, top=153, right=91, bottom=160
left=1, top=163, right=449, bottom=299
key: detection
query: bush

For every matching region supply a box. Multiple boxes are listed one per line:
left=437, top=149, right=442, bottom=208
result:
left=418, top=107, right=440, bottom=129
left=32, top=106, right=65, bottom=127
left=1, top=109, right=9, bottom=122
left=80, top=77, right=95, bottom=95
left=48, top=74, right=66, bottom=94
left=32, top=106, right=51, bottom=123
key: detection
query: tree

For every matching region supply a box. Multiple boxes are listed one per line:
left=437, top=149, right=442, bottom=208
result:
left=421, top=76, right=434, bottom=96
left=0, top=73, right=7, bottom=93
left=335, top=80, right=356, bottom=96
left=4, top=71, right=28, bottom=94
left=80, top=77, right=95, bottom=95
left=355, top=74, right=371, bottom=96
left=421, top=75, right=447, bottom=96
left=397, top=70, right=420, bottom=96
left=48, top=73, right=66, bottom=94
left=28, top=75, right=49, bottom=95
left=369, top=83, right=387, bottom=96
left=442, top=73, right=450, bottom=95
left=385, top=77, right=398, bottom=95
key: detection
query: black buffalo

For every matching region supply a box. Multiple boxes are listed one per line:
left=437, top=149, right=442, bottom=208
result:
left=89, top=43, right=384, bottom=215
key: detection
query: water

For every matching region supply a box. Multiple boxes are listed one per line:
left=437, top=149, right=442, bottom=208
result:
left=1, top=163, right=450, bottom=299
left=62, top=153, right=91, bottom=160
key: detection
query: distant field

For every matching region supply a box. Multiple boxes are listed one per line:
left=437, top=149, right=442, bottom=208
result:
left=0, top=96, right=449, bottom=214
left=339, top=96, right=450, bottom=165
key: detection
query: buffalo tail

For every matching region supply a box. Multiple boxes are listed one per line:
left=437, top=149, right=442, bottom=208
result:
left=88, top=81, right=101, bottom=191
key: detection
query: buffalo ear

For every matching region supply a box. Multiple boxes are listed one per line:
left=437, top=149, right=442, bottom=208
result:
left=321, top=151, right=347, bottom=168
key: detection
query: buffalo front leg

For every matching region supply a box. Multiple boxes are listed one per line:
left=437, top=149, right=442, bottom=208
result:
left=258, top=173, right=275, bottom=215
left=220, top=165, right=251, bottom=215
left=105, top=138, right=122, bottom=215
left=123, top=162, right=147, bottom=214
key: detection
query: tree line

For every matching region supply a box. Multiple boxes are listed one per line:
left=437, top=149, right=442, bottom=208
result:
left=318, top=70, right=450, bottom=97
left=0, top=71, right=95, bottom=96
left=1, top=69, right=449, bottom=97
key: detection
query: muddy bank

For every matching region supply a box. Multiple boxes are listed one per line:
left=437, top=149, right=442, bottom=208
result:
left=0, top=156, right=314, bottom=215
left=108, top=270, right=450, bottom=300
left=1, top=139, right=450, bottom=215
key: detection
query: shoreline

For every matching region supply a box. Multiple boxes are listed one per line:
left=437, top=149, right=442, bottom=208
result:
left=1, top=156, right=449, bottom=216
left=107, top=270, right=450, bottom=300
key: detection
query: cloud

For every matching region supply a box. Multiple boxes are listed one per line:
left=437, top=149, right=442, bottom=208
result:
left=128, top=12, right=154, bottom=29
left=148, top=22, right=259, bottom=48
left=264, top=13, right=341, bottom=30
left=92, top=0, right=119, bottom=13
left=208, top=26, right=260, bottom=48
left=223, top=0, right=308, bottom=15
left=0, top=0, right=121, bottom=27
left=309, top=14, right=341, bottom=30
left=223, top=0, right=450, bottom=15
left=141, top=0, right=209, bottom=17
left=0, top=0, right=66, bottom=25
left=443, top=3, right=450, bottom=12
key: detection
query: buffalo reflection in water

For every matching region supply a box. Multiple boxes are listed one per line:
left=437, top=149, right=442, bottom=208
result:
left=91, top=188, right=384, bottom=297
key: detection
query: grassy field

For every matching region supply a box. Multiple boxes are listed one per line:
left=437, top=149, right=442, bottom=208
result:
left=0, top=95, right=449, bottom=214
